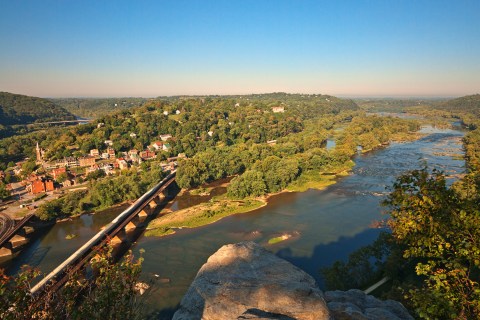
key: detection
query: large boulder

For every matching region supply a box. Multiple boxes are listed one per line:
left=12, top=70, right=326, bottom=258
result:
left=173, top=241, right=413, bottom=320
left=172, top=241, right=330, bottom=320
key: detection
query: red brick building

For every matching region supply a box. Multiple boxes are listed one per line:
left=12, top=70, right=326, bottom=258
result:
left=51, top=167, right=67, bottom=180
left=30, top=178, right=54, bottom=194
left=139, top=150, right=156, bottom=160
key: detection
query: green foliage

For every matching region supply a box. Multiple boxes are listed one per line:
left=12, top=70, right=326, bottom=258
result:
left=51, top=97, right=147, bottom=119
left=36, top=166, right=167, bottom=221
left=435, top=94, right=480, bottom=116
left=0, top=92, right=75, bottom=126
left=55, top=172, right=68, bottom=183
left=0, top=181, right=10, bottom=200
left=227, top=170, right=266, bottom=198
left=384, top=168, right=480, bottom=319
left=0, top=247, right=145, bottom=319
left=21, top=160, right=37, bottom=177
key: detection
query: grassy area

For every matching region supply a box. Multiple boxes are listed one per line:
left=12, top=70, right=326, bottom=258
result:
left=287, top=162, right=354, bottom=192
left=268, top=235, right=290, bottom=244
left=145, top=198, right=265, bottom=237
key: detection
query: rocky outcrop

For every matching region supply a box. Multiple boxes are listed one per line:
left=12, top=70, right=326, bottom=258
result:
left=325, top=290, right=414, bottom=320
left=173, top=241, right=413, bottom=320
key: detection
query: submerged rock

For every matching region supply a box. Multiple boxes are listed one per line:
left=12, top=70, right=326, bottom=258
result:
left=173, top=241, right=330, bottom=320
left=173, top=241, right=413, bottom=320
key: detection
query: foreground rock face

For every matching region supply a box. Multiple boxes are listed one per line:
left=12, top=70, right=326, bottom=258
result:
left=173, top=241, right=330, bottom=320
left=173, top=241, right=413, bottom=320
left=325, top=290, right=414, bottom=320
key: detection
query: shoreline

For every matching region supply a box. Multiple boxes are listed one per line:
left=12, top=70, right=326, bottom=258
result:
left=144, top=133, right=425, bottom=238
left=145, top=165, right=354, bottom=238
left=26, top=130, right=425, bottom=233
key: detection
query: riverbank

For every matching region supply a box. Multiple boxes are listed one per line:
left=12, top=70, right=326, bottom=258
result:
left=144, top=132, right=425, bottom=238
left=145, top=161, right=356, bottom=237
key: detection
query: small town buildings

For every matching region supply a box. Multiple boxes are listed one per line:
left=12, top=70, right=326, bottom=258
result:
left=167, top=153, right=186, bottom=162
left=101, top=152, right=109, bottom=159
left=78, top=156, right=96, bottom=167
left=62, top=180, right=73, bottom=188
left=159, top=134, right=172, bottom=141
left=107, top=147, right=116, bottom=159
left=163, top=111, right=169, bottom=116
left=272, top=106, right=285, bottom=113
left=86, top=164, right=100, bottom=174
left=104, top=140, right=113, bottom=146
left=51, top=167, right=67, bottom=180
left=162, top=143, right=171, bottom=151
left=151, top=141, right=163, bottom=151
left=90, top=149, right=100, bottom=158
left=128, top=149, right=139, bottom=156
left=97, top=122, right=105, bottom=128
left=65, top=157, right=79, bottom=167
left=117, top=159, right=129, bottom=170
left=0, top=170, right=4, bottom=180
left=175, top=110, right=181, bottom=115
left=30, top=178, right=54, bottom=194
left=139, top=150, right=156, bottom=160
left=102, top=164, right=114, bottom=175
left=130, top=133, right=137, bottom=138
left=207, top=131, right=213, bottom=137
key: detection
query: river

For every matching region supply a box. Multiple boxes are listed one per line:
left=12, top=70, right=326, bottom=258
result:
left=1, top=125, right=465, bottom=319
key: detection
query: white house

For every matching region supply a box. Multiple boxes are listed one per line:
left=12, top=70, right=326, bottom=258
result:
left=151, top=141, right=163, bottom=151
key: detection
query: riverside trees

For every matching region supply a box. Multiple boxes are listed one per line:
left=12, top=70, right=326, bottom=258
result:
left=0, top=248, right=145, bottom=320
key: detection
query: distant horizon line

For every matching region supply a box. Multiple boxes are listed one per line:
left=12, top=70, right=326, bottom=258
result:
left=2, top=90, right=477, bottom=100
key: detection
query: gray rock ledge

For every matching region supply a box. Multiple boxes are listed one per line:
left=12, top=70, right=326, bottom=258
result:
left=172, top=241, right=412, bottom=320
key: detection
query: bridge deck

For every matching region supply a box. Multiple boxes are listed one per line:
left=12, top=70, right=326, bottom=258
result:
left=30, top=171, right=176, bottom=296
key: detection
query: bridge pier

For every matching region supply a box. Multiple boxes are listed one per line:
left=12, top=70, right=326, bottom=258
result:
left=110, top=229, right=127, bottom=245
left=10, top=235, right=28, bottom=248
left=157, top=193, right=166, bottom=202
left=0, top=247, right=12, bottom=257
left=148, top=199, right=158, bottom=209
left=125, top=221, right=137, bottom=231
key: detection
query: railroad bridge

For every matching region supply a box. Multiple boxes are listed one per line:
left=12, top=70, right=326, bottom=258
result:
left=30, top=171, right=176, bottom=296
left=0, top=213, right=35, bottom=257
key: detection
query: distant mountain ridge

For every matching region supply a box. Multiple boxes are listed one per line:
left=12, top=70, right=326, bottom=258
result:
left=0, top=92, right=75, bottom=125
left=435, top=94, right=480, bottom=115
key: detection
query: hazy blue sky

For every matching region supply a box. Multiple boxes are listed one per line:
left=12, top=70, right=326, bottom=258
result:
left=0, top=0, right=478, bottom=97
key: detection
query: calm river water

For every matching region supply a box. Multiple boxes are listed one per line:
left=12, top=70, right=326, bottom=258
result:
left=2, top=125, right=465, bottom=319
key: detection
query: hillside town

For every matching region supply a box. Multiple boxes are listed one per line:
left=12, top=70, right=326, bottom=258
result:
left=0, top=134, right=184, bottom=213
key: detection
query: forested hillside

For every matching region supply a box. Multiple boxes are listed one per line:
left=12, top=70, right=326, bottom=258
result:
left=0, top=94, right=358, bottom=168
left=435, top=94, right=480, bottom=115
left=0, top=92, right=75, bottom=125
left=52, top=97, right=147, bottom=119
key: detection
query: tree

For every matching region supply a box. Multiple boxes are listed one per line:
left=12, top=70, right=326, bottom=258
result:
left=227, top=170, right=266, bottom=198
left=383, top=168, right=480, bottom=319
left=21, top=160, right=37, bottom=177
left=0, top=247, right=145, bottom=319
left=0, top=182, right=10, bottom=200
left=56, top=172, right=68, bottom=183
